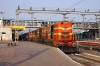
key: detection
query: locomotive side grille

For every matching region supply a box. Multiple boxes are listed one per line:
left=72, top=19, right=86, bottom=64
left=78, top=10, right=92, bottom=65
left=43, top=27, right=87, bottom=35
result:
left=61, top=32, right=70, bottom=39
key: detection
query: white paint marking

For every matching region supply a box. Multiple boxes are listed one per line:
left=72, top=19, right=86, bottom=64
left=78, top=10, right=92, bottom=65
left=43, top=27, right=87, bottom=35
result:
left=56, top=48, right=84, bottom=66
left=83, top=53, right=100, bottom=58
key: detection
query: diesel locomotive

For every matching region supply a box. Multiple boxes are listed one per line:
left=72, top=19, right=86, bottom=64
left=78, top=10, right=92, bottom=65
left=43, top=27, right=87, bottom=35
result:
left=26, top=20, right=79, bottom=52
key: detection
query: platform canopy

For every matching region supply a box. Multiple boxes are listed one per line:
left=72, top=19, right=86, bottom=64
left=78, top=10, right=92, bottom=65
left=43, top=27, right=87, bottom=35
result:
left=11, top=26, right=25, bottom=31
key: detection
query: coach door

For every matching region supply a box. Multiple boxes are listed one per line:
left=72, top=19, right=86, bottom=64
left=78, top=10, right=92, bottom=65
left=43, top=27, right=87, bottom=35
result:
left=2, top=32, right=8, bottom=41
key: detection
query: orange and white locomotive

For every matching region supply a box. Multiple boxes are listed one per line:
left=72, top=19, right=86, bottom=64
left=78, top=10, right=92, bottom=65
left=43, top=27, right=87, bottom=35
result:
left=28, top=20, right=79, bottom=52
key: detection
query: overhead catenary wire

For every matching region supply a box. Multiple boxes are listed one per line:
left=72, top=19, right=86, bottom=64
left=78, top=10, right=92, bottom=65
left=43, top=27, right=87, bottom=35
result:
left=66, top=0, right=84, bottom=10
left=45, top=0, right=85, bottom=21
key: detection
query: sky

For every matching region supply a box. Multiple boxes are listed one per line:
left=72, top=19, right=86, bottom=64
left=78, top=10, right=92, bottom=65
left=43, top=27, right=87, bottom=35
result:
left=0, top=0, right=100, bottom=21
left=0, top=0, right=100, bottom=33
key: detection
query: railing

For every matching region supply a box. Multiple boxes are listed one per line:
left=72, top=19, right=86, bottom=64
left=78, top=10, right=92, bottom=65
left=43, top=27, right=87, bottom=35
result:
left=1, top=20, right=100, bottom=29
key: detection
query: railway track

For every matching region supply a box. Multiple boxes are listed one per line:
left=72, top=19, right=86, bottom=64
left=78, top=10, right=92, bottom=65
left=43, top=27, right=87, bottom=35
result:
left=78, top=44, right=100, bottom=52
left=68, top=53, right=100, bottom=66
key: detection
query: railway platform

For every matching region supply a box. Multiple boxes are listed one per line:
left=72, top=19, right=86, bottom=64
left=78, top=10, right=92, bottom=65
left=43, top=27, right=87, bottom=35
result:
left=78, top=41, right=100, bottom=46
left=77, top=41, right=100, bottom=57
left=78, top=41, right=100, bottom=51
left=0, top=41, right=82, bottom=66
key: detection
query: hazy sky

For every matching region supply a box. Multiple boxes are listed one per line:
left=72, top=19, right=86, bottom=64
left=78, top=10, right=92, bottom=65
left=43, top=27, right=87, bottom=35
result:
left=0, top=0, right=100, bottom=21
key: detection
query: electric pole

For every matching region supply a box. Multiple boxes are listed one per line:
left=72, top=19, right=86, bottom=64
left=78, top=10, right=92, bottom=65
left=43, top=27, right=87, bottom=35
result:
left=28, top=7, right=34, bottom=32
left=15, top=9, right=19, bottom=43
left=0, top=12, right=4, bottom=41
left=81, top=14, right=85, bottom=31
left=95, top=14, right=100, bottom=38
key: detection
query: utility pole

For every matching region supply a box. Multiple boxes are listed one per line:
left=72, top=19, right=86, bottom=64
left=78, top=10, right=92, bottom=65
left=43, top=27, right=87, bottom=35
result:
left=28, top=7, right=34, bottom=32
left=28, top=10, right=34, bottom=33
left=28, top=12, right=34, bottom=32
left=0, top=12, right=4, bottom=41
left=15, top=9, right=19, bottom=43
left=81, top=14, right=85, bottom=31
left=95, top=14, right=100, bottom=38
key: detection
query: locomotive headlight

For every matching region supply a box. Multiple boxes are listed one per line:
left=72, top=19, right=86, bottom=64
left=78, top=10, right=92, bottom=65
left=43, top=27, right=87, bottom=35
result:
left=72, top=43, right=76, bottom=47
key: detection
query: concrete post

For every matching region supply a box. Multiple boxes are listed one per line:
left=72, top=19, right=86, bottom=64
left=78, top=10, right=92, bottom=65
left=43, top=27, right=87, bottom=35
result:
left=81, top=14, right=85, bottom=41
left=15, top=9, right=19, bottom=42
left=81, top=14, right=85, bottom=30
left=28, top=12, right=34, bottom=32
left=95, top=14, right=100, bottom=39
left=0, top=12, right=4, bottom=41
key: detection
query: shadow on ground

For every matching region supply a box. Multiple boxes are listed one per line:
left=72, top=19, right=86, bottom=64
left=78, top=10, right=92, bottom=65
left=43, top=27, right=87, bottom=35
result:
left=0, top=48, right=49, bottom=66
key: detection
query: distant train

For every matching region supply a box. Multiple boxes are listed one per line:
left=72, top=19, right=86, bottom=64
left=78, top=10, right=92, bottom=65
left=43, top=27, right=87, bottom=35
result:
left=75, top=29, right=99, bottom=41
left=20, top=20, right=79, bottom=53
left=19, top=33, right=28, bottom=41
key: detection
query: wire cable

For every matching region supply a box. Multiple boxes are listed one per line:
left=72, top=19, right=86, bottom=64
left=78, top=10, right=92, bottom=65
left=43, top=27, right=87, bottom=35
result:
left=66, top=0, right=84, bottom=10
left=45, top=0, right=84, bottom=21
